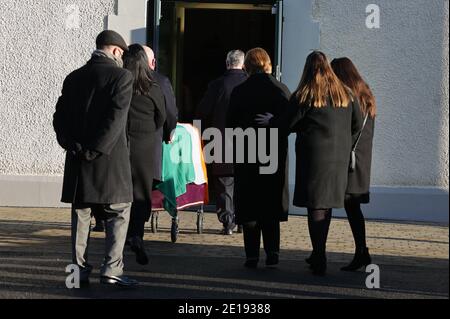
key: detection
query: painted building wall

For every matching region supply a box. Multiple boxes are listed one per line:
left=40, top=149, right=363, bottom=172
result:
left=0, top=0, right=448, bottom=221
left=313, top=0, right=449, bottom=189
left=282, top=0, right=449, bottom=222
left=0, top=0, right=115, bottom=175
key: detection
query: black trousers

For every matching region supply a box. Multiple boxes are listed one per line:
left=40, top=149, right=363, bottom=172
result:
left=214, top=176, right=235, bottom=230
left=127, top=201, right=151, bottom=239
left=243, top=220, right=280, bottom=260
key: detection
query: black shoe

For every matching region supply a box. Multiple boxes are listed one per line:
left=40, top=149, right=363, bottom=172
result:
left=100, top=275, right=139, bottom=287
left=310, top=255, right=327, bottom=276
left=244, top=259, right=258, bottom=269
left=236, top=225, right=243, bottom=234
left=265, top=254, right=279, bottom=268
left=92, top=220, right=105, bottom=232
left=341, top=247, right=372, bottom=272
left=130, top=236, right=149, bottom=265
left=305, top=251, right=316, bottom=265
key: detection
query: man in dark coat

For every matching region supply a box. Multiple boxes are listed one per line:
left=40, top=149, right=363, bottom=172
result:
left=196, top=50, right=248, bottom=235
left=53, top=30, right=137, bottom=287
left=143, top=46, right=178, bottom=181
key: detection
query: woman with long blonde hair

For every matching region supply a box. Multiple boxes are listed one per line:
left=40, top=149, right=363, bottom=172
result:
left=331, top=57, right=376, bottom=271
left=257, top=51, right=363, bottom=275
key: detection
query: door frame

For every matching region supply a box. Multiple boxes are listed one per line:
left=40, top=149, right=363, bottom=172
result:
left=148, top=0, right=284, bottom=96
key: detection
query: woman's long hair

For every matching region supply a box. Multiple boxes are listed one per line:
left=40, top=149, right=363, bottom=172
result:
left=294, top=51, right=351, bottom=108
left=331, top=57, right=377, bottom=118
left=123, top=44, right=154, bottom=96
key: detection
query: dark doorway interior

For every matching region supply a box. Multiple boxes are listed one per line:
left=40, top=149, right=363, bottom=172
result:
left=156, top=4, right=276, bottom=122
left=154, top=2, right=276, bottom=209
left=181, top=9, right=275, bottom=122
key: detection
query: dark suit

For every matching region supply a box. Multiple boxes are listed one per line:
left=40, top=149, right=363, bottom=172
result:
left=197, top=69, right=248, bottom=176
left=53, top=54, right=133, bottom=278
left=196, top=69, right=248, bottom=231
left=152, top=71, right=178, bottom=181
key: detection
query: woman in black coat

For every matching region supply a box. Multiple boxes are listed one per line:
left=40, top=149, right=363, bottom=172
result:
left=257, top=51, right=363, bottom=275
left=228, top=48, right=291, bottom=269
left=123, top=44, right=166, bottom=265
left=331, top=57, right=376, bottom=271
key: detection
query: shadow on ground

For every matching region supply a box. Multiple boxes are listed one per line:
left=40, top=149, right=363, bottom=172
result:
left=0, top=219, right=448, bottom=299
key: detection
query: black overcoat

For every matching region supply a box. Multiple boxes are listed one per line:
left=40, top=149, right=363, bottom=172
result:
left=151, top=72, right=178, bottom=181
left=53, top=56, right=133, bottom=204
left=227, top=73, right=291, bottom=224
left=272, top=96, right=363, bottom=209
left=346, top=116, right=375, bottom=202
left=128, top=86, right=166, bottom=202
left=197, top=69, right=248, bottom=176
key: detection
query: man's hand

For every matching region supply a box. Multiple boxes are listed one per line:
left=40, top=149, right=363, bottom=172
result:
left=255, top=113, right=274, bottom=126
left=69, top=143, right=101, bottom=161
left=69, top=142, right=83, bottom=156
left=164, top=130, right=176, bottom=144
left=82, top=150, right=101, bottom=161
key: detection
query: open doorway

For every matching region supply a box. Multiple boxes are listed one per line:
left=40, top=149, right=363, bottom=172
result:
left=148, top=1, right=281, bottom=208
left=149, top=1, right=280, bottom=122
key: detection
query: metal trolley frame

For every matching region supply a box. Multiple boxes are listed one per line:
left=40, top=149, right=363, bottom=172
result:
left=150, top=205, right=205, bottom=243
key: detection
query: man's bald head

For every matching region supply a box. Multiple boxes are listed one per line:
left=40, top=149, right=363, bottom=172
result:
left=142, top=45, right=156, bottom=70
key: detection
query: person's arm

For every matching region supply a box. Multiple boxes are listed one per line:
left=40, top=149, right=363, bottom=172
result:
left=227, top=89, right=240, bottom=129
left=53, top=76, right=75, bottom=151
left=196, top=82, right=217, bottom=122
left=85, top=71, right=133, bottom=155
left=351, top=97, right=364, bottom=141
left=256, top=97, right=308, bottom=136
left=154, top=91, right=167, bottom=130
left=161, top=77, right=178, bottom=143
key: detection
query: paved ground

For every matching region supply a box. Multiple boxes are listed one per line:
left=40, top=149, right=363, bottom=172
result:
left=0, top=207, right=448, bottom=299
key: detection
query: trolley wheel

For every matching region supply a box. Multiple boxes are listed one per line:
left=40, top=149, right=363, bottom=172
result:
left=171, top=217, right=179, bottom=243
left=196, top=209, right=204, bottom=234
left=151, top=211, right=158, bottom=233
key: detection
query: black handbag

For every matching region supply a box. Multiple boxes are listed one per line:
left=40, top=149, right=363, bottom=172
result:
left=350, top=114, right=369, bottom=172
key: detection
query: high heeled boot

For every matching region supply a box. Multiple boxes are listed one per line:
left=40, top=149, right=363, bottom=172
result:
left=341, top=247, right=372, bottom=272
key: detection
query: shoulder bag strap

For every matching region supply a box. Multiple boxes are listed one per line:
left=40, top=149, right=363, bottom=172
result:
left=353, top=114, right=369, bottom=152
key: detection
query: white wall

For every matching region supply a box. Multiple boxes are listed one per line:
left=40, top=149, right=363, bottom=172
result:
left=280, top=0, right=449, bottom=222
left=0, top=0, right=116, bottom=178
left=0, top=0, right=144, bottom=207
left=312, top=0, right=449, bottom=190
left=0, top=0, right=448, bottom=222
